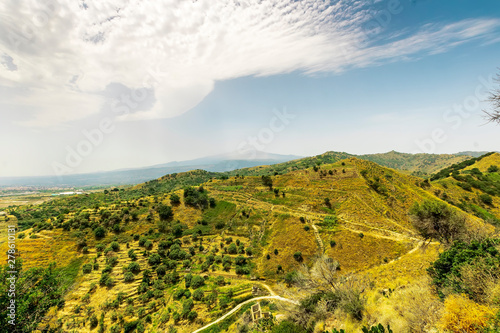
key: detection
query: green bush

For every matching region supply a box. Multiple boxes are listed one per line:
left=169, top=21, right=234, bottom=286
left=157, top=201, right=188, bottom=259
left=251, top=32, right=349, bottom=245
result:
left=94, top=226, right=106, bottom=238
left=480, top=193, right=494, bottom=205
left=191, top=275, right=205, bottom=289
left=124, top=271, right=134, bottom=282
left=82, top=263, right=92, bottom=274
left=427, top=238, right=500, bottom=300
left=127, top=262, right=141, bottom=273
left=158, top=204, right=174, bottom=220
left=271, top=320, right=307, bottom=333
left=488, top=165, right=499, bottom=173
left=409, top=200, right=467, bottom=244
left=361, top=323, right=393, bottom=333
left=170, top=193, right=181, bottom=205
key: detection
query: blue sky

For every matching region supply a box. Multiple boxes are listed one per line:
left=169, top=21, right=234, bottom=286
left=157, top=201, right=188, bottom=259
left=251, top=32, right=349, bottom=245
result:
left=1, top=0, right=500, bottom=177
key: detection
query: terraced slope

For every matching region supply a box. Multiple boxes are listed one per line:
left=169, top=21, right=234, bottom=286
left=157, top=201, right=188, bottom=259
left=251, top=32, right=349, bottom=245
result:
left=2, top=155, right=498, bottom=333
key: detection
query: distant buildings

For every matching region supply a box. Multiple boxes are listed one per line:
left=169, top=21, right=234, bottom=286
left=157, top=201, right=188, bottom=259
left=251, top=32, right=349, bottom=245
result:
left=52, top=190, right=84, bottom=196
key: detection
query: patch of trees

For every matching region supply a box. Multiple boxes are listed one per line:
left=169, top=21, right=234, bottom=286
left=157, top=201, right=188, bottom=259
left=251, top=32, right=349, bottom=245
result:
left=0, top=260, right=78, bottom=332
left=183, top=186, right=212, bottom=209
left=430, top=153, right=495, bottom=181
left=428, top=238, right=500, bottom=301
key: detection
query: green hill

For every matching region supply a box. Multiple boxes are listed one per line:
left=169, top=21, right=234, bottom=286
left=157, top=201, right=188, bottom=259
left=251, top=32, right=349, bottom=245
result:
left=1, top=153, right=499, bottom=333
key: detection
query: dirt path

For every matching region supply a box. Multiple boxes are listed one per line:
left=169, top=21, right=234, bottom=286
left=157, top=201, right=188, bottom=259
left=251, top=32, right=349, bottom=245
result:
left=310, top=223, right=324, bottom=253
left=192, top=295, right=298, bottom=333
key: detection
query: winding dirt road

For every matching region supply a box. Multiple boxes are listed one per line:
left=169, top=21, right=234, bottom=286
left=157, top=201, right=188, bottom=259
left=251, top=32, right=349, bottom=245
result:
left=192, top=295, right=298, bottom=333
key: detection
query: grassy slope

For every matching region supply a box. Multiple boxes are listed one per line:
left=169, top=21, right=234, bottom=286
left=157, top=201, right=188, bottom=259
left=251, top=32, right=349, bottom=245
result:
left=4, top=154, right=499, bottom=332
left=432, top=153, right=500, bottom=223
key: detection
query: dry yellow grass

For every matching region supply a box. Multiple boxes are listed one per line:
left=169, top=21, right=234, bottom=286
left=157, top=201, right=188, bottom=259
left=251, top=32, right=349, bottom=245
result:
left=440, top=294, right=496, bottom=333
left=323, top=227, right=411, bottom=273
left=257, top=214, right=318, bottom=277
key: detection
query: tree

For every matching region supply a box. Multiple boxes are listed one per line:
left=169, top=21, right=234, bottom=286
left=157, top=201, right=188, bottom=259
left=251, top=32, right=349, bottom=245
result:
left=488, top=165, right=499, bottom=173
left=193, top=289, right=204, bottom=301
left=409, top=200, right=467, bottom=244
left=191, top=275, right=205, bottom=289
left=485, top=71, right=500, bottom=124
left=157, top=204, right=174, bottom=220
left=0, top=261, right=71, bottom=332
left=94, top=226, right=106, bottom=238
left=261, top=175, right=273, bottom=190
left=170, top=193, right=181, bottom=205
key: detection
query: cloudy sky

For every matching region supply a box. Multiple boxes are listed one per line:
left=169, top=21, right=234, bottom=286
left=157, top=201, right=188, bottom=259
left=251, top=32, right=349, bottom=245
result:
left=1, top=0, right=500, bottom=177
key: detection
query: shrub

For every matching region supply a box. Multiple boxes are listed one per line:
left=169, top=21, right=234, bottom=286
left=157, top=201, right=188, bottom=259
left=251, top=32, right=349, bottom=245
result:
left=271, top=320, right=307, bottom=333
left=409, top=200, right=467, bottom=244
left=304, top=225, right=310, bottom=231
left=191, top=275, right=204, bottom=289
left=148, top=253, right=162, bottom=266
left=193, top=289, right=204, bottom=301
left=110, top=241, right=120, bottom=251
left=228, top=243, right=237, bottom=254
left=488, top=165, right=499, bottom=173
left=440, top=294, right=494, bottom=332
left=187, top=310, right=198, bottom=321
left=339, top=288, right=365, bottom=320
left=361, top=324, right=393, bottom=333
left=427, top=238, right=500, bottom=300
left=330, top=240, right=336, bottom=247
left=480, top=193, right=494, bottom=205
left=156, top=265, right=166, bottom=276
left=170, top=193, right=181, bottom=205
left=107, top=256, right=118, bottom=266
left=235, top=266, right=250, bottom=275
left=293, top=252, right=303, bottom=262
left=128, top=249, right=137, bottom=260
left=82, top=263, right=92, bottom=274
left=158, top=204, right=174, bottom=220
left=128, top=262, right=141, bottom=273
left=90, top=314, right=98, bottom=328
left=124, top=271, right=134, bottom=282
left=94, top=226, right=106, bottom=238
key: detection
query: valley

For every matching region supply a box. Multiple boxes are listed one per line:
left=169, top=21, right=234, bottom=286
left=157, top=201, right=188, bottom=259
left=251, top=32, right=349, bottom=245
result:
left=1, top=152, right=499, bottom=333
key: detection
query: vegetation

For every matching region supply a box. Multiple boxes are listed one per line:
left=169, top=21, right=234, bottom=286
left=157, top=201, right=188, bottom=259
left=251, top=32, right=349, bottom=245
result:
left=3, top=152, right=500, bottom=332
left=409, top=200, right=467, bottom=244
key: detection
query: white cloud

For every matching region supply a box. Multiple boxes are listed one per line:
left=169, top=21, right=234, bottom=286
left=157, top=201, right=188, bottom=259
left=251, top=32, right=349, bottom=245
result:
left=0, top=0, right=499, bottom=127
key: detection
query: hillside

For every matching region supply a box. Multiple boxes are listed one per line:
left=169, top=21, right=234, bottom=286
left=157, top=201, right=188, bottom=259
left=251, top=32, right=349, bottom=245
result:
left=224, top=151, right=473, bottom=179
left=1, top=155, right=499, bottom=333
left=430, top=152, right=500, bottom=225
left=357, top=151, right=472, bottom=177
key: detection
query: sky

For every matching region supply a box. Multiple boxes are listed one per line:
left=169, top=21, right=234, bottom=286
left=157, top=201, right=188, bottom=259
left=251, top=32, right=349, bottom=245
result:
left=1, top=0, right=500, bottom=177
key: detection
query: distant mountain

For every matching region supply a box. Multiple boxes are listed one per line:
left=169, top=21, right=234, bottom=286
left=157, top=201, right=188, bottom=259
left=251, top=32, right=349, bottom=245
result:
left=0, top=152, right=302, bottom=188
left=2, top=150, right=495, bottom=188
left=224, top=150, right=478, bottom=179
left=455, top=151, right=498, bottom=158
left=357, top=150, right=474, bottom=176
